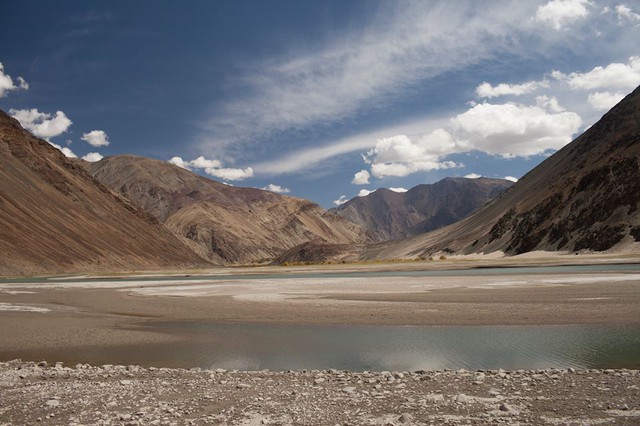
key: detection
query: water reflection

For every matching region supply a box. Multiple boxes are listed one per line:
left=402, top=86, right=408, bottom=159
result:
left=147, top=323, right=640, bottom=371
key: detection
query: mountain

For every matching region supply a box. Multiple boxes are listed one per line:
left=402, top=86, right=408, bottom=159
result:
left=330, top=178, right=513, bottom=242
left=0, top=110, right=208, bottom=276
left=85, top=155, right=366, bottom=264
left=364, top=85, right=640, bottom=260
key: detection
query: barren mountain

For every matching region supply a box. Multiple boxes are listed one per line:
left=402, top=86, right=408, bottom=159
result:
left=363, top=85, right=640, bottom=260
left=0, top=110, right=208, bottom=276
left=331, top=178, right=512, bottom=242
left=86, top=156, right=366, bottom=264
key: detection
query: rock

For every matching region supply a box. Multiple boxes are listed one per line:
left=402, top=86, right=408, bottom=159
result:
left=314, top=378, right=325, bottom=385
left=455, top=394, right=474, bottom=404
left=237, top=383, right=251, bottom=389
left=45, top=399, right=60, bottom=407
left=398, top=413, right=413, bottom=423
left=119, top=380, right=132, bottom=385
left=342, top=387, right=357, bottom=394
left=499, top=403, right=513, bottom=412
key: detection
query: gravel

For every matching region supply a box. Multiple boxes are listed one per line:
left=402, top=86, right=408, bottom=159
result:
left=0, top=360, right=638, bottom=425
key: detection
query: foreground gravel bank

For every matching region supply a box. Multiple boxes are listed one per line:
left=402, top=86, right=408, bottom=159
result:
left=1, top=361, right=639, bottom=425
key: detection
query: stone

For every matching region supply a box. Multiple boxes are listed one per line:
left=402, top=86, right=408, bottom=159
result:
left=45, top=399, right=60, bottom=407
left=455, top=394, right=474, bottom=404
left=398, top=413, right=413, bottom=423
left=342, top=387, right=356, bottom=394
left=120, top=380, right=132, bottom=385
left=499, top=403, right=513, bottom=412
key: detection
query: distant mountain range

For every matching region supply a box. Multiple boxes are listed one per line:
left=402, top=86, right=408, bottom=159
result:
left=85, top=155, right=366, bottom=264
left=330, top=178, right=512, bottom=242
left=0, top=111, right=207, bottom=275
left=1, top=84, right=638, bottom=274
left=361, top=85, right=640, bottom=260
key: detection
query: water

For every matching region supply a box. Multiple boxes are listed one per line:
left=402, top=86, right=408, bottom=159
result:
left=2, top=262, right=639, bottom=284
left=118, top=322, right=640, bottom=371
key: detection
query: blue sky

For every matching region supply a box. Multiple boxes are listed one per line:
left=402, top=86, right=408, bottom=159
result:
left=1, top=0, right=639, bottom=208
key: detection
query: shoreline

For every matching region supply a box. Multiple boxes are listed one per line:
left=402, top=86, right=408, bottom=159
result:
left=1, top=361, right=639, bottom=425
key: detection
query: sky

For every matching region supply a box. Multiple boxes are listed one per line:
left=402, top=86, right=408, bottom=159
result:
left=1, top=0, right=639, bottom=208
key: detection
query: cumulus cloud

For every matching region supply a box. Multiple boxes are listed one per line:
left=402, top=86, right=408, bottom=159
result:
left=615, top=4, right=640, bottom=23
left=358, top=189, right=374, bottom=197
left=168, top=156, right=191, bottom=169
left=389, top=187, right=408, bottom=193
left=261, top=183, right=290, bottom=194
left=333, top=195, right=348, bottom=206
left=451, top=102, right=582, bottom=157
left=204, top=167, right=254, bottom=181
left=82, top=152, right=104, bottom=162
left=505, top=176, right=519, bottom=182
left=9, top=108, right=72, bottom=139
left=81, top=130, right=110, bottom=147
left=465, top=173, right=482, bottom=179
left=351, top=170, right=370, bottom=185
left=552, top=56, right=640, bottom=91
left=476, top=80, right=548, bottom=98
left=535, top=95, right=565, bottom=112
left=167, top=155, right=248, bottom=180
left=0, top=63, right=28, bottom=97
left=534, top=0, right=592, bottom=30
left=48, top=142, right=77, bottom=158
left=365, top=131, right=463, bottom=178
left=587, top=91, right=626, bottom=111
left=189, top=155, right=222, bottom=169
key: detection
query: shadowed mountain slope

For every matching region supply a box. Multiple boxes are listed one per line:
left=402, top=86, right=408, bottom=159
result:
left=0, top=110, right=208, bottom=276
left=331, top=178, right=512, bottom=242
left=364, top=85, right=640, bottom=260
left=86, top=156, right=366, bottom=264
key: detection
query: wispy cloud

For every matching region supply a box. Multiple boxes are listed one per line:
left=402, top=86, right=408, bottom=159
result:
left=198, top=1, right=540, bottom=160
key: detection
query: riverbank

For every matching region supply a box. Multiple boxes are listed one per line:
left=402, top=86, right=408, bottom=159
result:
left=1, top=360, right=638, bottom=425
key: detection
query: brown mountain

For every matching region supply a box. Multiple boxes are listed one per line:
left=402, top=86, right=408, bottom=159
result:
left=364, top=85, right=640, bottom=260
left=0, top=110, right=208, bottom=276
left=330, top=177, right=512, bottom=242
left=85, top=155, right=366, bottom=264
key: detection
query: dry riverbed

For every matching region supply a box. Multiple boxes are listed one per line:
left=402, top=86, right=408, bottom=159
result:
left=1, top=360, right=639, bottom=425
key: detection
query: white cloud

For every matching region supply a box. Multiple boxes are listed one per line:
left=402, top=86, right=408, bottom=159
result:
left=358, top=189, right=374, bottom=197
left=553, top=56, right=640, bottom=90
left=587, top=91, right=626, bottom=111
left=535, top=95, right=566, bottom=112
left=505, top=176, right=519, bottom=182
left=168, top=156, right=191, bottom=170
left=351, top=170, right=370, bottom=185
left=465, top=173, right=482, bottom=179
left=198, top=1, right=552, bottom=161
left=204, top=167, right=254, bottom=181
left=333, top=195, right=348, bottom=206
left=189, top=155, right=222, bottom=169
left=81, top=130, right=110, bottom=147
left=82, top=152, right=104, bottom=162
left=9, top=108, right=72, bottom=139
left=261, top=183, right=290, bottom=194
left=0, top=63, right=28, bottom=97
left=389, top=187, right=408, bottom=193
left=451, top=102, right=582, bottom=157
left=48, top=142, right=77, bottom=158
left=615, top=4, right=640, bottom=23
left=476, top=80, right=548, bottom=98
left=365, top=131, right=463, bottom=178
left=534, top=0, right=592, bottom=30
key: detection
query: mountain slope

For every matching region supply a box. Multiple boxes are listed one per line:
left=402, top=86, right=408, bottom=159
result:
left=331, top=178, right=512, bottom=242
left=0, top=110, right=208, bottom=276
left=364, top=85, right=640, bottom=260
left=86, top=156, right=366, bottom=264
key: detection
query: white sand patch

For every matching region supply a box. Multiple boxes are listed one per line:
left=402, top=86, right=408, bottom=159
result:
left=1, top=290, right=35, bottom=294
left=0, top=303, right=50, bottom=313
left=542, top=274, right=640, bottom=285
